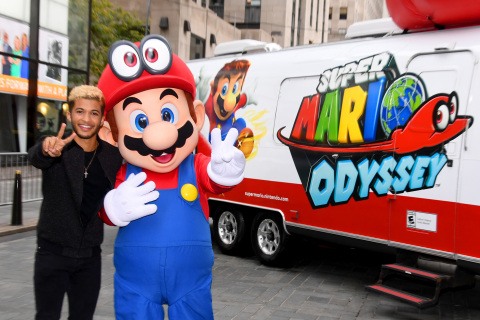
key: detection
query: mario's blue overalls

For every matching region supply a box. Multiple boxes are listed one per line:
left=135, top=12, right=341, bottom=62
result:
left=113, top=154, right=214, bottom=320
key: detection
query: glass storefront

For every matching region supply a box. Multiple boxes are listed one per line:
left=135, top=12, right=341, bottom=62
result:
left=0, top=0, right=91, bottom=152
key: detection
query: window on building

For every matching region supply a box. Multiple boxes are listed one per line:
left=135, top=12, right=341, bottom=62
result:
left=244, top=7, right=261, bottom=25
left=245, top=0, right=261, bottom=26
left=210, top=0, right=224, bottom=18
left=0, top=92, right=20, bottom=152
left=297, top=0, right=302, bottom=45
left=0, top=1, right=93, bottom=151
left=340, top=7, right=347, bottom=20
left=201, top=0, right=206, bottom=7
left=338, top=28, right=346, bottom=34
left=310, top=0, right=314, bottom=26
left=190, top=34, right=205, bottom=60
left=291, top=0, right=296, bottom=46
left=329, top=7, right=332, bottom=20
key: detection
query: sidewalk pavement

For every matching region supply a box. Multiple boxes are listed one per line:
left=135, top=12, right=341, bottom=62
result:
left=0, top=201, right=41, bottom=237
left=2, top=201, right=480, bottom=319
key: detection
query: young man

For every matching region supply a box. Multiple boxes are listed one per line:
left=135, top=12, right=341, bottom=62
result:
left=28, top=85, right=123, bottom=320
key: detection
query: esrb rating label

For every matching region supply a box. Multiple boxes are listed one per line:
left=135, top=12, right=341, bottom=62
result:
left=407, top=210, right=437, bottom=232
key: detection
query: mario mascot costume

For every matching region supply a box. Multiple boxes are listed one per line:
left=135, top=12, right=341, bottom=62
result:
left=97, top=35, right=246, bottom=319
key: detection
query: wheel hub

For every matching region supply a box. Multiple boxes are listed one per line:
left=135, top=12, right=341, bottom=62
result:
left=257, top=218, right=281, bottom=255
left=218, top=211, right=237, bottom=245
left=266, top=231, right=274, bottom=241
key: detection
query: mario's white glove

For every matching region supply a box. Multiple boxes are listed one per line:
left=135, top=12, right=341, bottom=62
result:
left=103, top=172, right=159, bottom=227
left=207, top=128, right=246, bottom=186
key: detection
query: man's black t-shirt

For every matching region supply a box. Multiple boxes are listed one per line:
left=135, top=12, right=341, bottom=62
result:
left=81, top=143, right=110, bottom=226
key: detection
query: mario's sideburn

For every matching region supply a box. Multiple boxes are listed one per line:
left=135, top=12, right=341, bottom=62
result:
left=98, top=35, right=246, bottom=320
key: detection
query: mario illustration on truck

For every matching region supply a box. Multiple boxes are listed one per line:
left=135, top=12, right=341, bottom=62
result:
left=97, top=35, right=246, bottom=319
left=204, top=59, right=255, bottom=157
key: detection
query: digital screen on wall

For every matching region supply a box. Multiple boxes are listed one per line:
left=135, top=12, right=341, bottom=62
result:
left=0, top=15, right=68, bottom=101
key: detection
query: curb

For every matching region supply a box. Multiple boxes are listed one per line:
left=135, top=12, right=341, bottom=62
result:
left=0, top=220, right=37, bottom=237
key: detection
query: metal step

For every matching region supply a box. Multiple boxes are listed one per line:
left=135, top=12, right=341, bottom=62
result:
left=366, top=263, right=454, bottom=308
left=366, top=284, right=436, bottom=308
left=381, top=263, right=451, bottom=282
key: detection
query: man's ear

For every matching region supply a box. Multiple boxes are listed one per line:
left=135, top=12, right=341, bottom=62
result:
left=66, top=111, right=71, bottom=123
left=193, top=100, right=205, bottom=130
left=98, top=121, right=117, bottom=146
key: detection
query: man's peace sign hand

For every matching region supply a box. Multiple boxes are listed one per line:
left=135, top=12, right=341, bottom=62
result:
left=42, top=123, right=76, bottom=157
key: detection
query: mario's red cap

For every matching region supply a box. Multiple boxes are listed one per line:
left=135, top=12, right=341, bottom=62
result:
left=98, top=36, right=196, bottom=113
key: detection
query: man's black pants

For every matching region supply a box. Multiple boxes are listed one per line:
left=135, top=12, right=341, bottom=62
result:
left=34, top=245, right=101, bottom=320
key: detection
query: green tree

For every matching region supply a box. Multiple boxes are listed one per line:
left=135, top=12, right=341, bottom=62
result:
left=90, top=0, right=147, bottom=83
left=68, top=0, right=91, bottom=87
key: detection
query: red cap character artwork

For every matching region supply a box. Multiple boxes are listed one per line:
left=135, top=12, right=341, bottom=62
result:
left=97, top=35, right=246, bottom=320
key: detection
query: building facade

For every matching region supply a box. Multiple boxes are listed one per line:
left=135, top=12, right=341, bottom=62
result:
left=111, top=0, right=386, bottom=60
left=328, top=0, right=385, bottom=42
left=223, top=0, right=330, bottom=47
left=110, top=0, right=332, bottom=60
left=111, top=0, right=239, bottom=60
left=110, top=0, right=387, bottom=61
left=0, top=0, right=92, bottom=152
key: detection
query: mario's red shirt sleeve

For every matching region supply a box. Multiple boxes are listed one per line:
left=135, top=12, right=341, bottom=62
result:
left=195, top=153, right=233, bottom=193
left=195, top=153, right=233, bottom=219
left=99, top=163, right=128, bottom=226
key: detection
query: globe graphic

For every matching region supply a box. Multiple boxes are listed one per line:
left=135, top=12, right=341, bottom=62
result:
left=380, top=75, right=425, bottom=136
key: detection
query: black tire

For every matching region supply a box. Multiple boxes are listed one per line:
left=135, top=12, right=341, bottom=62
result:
left=251, top=212, right=288, bottom=266
left=212, top=208, right=248, bottom=255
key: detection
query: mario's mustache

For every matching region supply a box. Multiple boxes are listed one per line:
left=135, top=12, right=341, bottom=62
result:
left=123, top=121, right=194, bottom=157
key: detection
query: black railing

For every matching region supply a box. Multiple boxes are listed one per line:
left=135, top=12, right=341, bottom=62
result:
left=0, top=153, right=42, bottom=205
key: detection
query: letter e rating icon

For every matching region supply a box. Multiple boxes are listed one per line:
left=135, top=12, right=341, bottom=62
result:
left=407, top=211, right=416, bottom=228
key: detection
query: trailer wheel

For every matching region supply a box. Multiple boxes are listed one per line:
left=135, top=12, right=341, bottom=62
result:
left=251, top=212, right=288, bottom=266
left=212, top=208, right=248, bottom=255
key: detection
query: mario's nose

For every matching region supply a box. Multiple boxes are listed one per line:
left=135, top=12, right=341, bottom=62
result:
left=225, top=94, right=237, bottom=112
left=143, top=121, right=178, bottom=150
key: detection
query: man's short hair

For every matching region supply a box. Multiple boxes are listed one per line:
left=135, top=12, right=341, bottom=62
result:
left=68, top=85, right=105, bottom=114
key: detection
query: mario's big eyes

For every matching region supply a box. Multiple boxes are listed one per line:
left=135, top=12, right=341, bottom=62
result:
left=109, top=43, right=143, bottom=81
left=141, top=37, right=172, bottom=75
left=221, top=83, right=228, bottom=96
left=130, top=110, right=149, bottom=133
left=232, top=81, right=239, bottom=94
left=160, top=103, right=179, bottom=125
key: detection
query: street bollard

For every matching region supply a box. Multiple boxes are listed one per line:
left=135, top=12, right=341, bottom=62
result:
left=11, top=170, right=23, bottom=226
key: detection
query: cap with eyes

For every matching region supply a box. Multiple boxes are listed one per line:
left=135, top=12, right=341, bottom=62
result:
left=109, top=35, right=172, bottom=82
left=433, top=92, right=459, bottom=132
left=98, top=35, right=196, bottom=113
left=140, top=36, right=172, bottom=75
